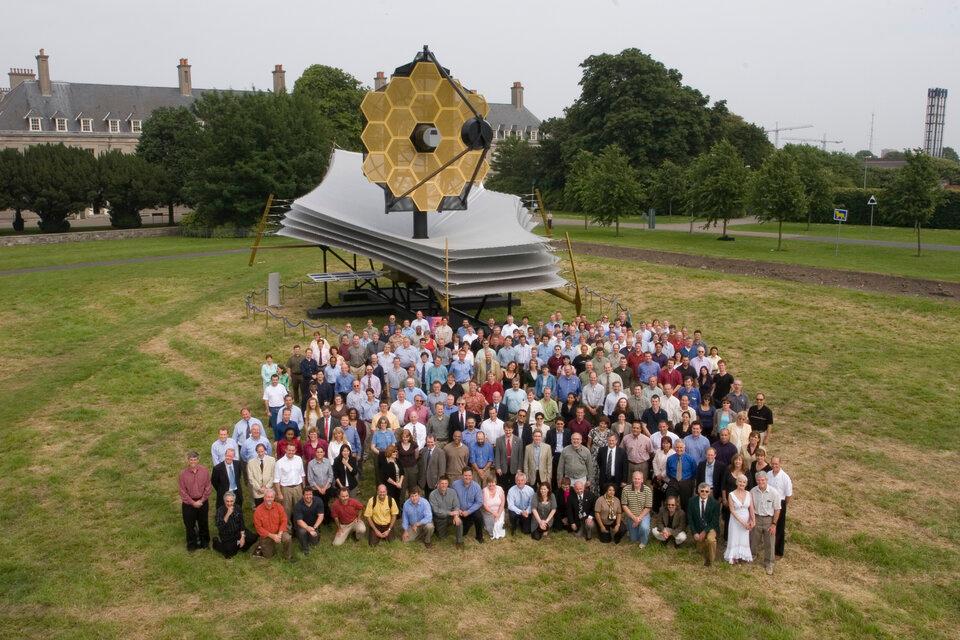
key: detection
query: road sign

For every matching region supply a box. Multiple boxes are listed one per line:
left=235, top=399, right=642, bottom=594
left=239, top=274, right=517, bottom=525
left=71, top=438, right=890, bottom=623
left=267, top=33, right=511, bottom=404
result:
left=833, top=208, right=848, bottom=222
left=866, top=195, right=877, bottom=206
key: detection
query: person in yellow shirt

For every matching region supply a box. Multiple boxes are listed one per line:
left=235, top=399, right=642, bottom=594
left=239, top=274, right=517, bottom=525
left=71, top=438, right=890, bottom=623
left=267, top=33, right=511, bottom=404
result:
left=364, top=484, right=399, bottom=546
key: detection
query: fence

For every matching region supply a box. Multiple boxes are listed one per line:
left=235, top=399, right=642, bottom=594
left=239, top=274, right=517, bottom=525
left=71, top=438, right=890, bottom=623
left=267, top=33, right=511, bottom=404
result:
left=243, top=278, right=343, bottom=339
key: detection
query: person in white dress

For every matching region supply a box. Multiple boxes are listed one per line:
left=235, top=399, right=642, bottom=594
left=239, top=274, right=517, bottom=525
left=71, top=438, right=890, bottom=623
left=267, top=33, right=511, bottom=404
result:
left=724, top=475, right=755, bottom=564
left=482, top=476, right=506, bottom=539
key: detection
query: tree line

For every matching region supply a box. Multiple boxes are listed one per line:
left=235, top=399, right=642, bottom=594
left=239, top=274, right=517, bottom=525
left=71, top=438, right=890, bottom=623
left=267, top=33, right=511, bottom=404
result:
left=486, top=49, right=955, bottom=253
left=0, top=65, right=365, bottom=233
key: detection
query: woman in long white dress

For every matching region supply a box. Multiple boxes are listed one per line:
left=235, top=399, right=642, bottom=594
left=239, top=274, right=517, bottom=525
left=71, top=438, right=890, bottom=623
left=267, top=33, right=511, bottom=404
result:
left=724, top=475, right=755, bottom=564
left=482, top=476, right=506, bottom=540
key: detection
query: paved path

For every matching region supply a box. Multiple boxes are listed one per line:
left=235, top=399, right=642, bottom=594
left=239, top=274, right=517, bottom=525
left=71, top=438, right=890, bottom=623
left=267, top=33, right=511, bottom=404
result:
left=553, top=217, right=960, bottom=252
left=0, top=248, right=247, bottom=277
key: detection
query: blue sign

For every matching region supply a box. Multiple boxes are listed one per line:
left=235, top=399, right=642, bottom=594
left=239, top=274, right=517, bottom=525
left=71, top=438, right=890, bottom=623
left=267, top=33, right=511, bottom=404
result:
left=833, top=209, right=848, bottom=222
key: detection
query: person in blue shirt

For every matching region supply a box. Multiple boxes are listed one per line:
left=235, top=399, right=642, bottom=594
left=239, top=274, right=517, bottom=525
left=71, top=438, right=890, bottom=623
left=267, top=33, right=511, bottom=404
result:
left=468, top=432, right=495, bottom=483
left=334, top=363, right=355, bottom=400
left=506, top=472, right=536, bottom=534
left=637, top=353, right=661, bottom=388
left=665, top=440, right=698, bottom=510
left=503, top=378, right=526, bottom=416
left=535, top=365, right=556, bottom=400
left=449, top=351, right=474, bottom=384
left=497, top=337, right=518, bottom=368
left=556, top=365, right=582, bottom=402
left=677, top=377, right=702, bottom=410
left=339, top=416, right=363, bottom=461
left=682, top=423, right=710, bottom=464
left=401, top=487, right=435, bottom=547
left=239, top=423, right=272, bottom=463
left=452, top=469, right=485, bottom=543
left=425, top=356, right=449, bottom=389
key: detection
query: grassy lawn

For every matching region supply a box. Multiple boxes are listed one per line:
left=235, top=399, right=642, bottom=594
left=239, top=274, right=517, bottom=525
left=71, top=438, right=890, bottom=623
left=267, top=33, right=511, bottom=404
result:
left=551, top=226, right=960, bottom=282
left=731, top=221, right=960, bottom=245
left=1, top=236, right=958, bottom=639
left=552, top=210, right=690, bottom=226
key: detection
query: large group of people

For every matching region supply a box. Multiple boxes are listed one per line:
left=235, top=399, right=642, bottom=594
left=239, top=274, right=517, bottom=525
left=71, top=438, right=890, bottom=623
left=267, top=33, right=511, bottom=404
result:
left=179, top=310, right=793, bottom=574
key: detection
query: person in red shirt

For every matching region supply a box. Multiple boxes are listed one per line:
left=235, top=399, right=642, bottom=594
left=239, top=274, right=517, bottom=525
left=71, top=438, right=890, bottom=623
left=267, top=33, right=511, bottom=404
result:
left=253, top=489, right=292, bottom=560
left=567, top=406, right=592, bottom=440
left=480, top=372, right=504, bottom=405
left=178, top=451, right=212, bottom=551
left=331, top=487, right=367, bottom=545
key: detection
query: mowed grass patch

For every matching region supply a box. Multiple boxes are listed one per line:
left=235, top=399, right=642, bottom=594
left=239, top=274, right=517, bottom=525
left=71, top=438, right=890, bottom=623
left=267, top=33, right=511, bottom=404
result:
left=551, top=225, right=960, bottom=282
left=732, top=221, right=960, bottom=245
left=0, top=236, right=958, bottom=638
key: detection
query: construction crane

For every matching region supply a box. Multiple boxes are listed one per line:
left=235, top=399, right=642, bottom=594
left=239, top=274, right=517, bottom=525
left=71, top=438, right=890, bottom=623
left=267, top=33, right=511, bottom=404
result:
left=782, top=134, right=844, bottom=151
left=763, top=122, right=813, bottom=147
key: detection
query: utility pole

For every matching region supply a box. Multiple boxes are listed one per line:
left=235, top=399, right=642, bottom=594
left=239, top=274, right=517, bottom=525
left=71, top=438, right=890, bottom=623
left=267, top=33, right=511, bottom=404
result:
left=863, top=112, right=875, bottom=188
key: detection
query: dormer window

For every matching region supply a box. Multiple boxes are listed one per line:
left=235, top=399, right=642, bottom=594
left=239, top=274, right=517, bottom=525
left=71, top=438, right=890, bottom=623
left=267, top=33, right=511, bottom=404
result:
left=130, top=119, right=142, bottom=133
left=530, top=129, right=538, bottom=142
left=55, top=118, right=68, bottom=132
left=108, top=119, right=120, bottom=133
left=80, top=118, right=93, bottom=132
left=29, top=117, right=42, bottom=132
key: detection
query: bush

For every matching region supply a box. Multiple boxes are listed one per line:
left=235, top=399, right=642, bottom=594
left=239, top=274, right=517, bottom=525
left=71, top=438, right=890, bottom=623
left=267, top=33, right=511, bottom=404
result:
left=825, top=187, right=960, bottom=229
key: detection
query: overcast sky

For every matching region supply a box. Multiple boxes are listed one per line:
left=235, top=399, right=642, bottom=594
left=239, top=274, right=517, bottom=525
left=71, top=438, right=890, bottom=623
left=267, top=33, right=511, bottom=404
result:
left=5, top=0, right=958, bottom=155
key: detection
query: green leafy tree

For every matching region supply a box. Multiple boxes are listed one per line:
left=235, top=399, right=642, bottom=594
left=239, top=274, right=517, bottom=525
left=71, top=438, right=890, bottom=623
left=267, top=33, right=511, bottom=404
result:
left=21, top=144, right=97, bottom=232
left=650, top=159, right=686, bottom=218
left=185, top=91, right=332, bottom=227
left=580, top=145, right=644, bottom=235
left=748, top=150, right=808, bottom=250
left=686, top=139, right=749, bottom=238
left=854, top=149, right=875, bottom=160
left=781, top=144, right=835, bottom=229
left=562, top=150, right=596, bottom=227
left=0, top=148, right=29, bottom=231
left=942, top=147, right=959, bottom=163
left=717, top=111, right=773, bottom=169
left=486, top=137, right=538, bottom=195
left=97, top=150, right=163, bottom=228
left=136, top=106, right=203, bottom=225
left=886, top=150, right=944, bottom=256
left=293, top=65, right=365, bottom=151
left=563, top=48, right=728, bottom=167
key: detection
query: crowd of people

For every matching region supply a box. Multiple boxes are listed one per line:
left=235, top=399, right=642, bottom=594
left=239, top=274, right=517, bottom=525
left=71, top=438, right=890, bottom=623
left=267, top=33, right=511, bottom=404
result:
left=178, top=310, right=793, bottom=573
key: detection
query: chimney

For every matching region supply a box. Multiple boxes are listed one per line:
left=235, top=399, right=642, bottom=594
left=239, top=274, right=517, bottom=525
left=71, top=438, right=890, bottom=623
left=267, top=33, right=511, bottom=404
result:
left=36, top=49, right=51, bottom=96
left=374, top=71, right=387, bottom=90
left=177, top=58, right=192, bottom=96
left=272, top=64, right=286, bottom=93
left=510, top=81, right=524, bottom=110
left=8, top=67, right=36, bottom=90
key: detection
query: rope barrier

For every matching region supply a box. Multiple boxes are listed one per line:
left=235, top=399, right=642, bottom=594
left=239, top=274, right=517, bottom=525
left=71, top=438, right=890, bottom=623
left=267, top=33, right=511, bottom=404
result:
left=242, top=279, right=343, bottom=339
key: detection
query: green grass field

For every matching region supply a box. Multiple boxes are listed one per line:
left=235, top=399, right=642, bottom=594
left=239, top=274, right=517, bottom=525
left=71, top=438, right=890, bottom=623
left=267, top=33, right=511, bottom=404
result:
left=730, top=221, right=960, bottom=245
left=1, top=236, right=958, bottom=639
left=549, top=226, right=960, bottom=282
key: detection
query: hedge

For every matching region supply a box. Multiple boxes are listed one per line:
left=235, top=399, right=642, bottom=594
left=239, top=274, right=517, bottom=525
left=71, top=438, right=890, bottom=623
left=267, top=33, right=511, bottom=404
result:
left=827, top=187, right=960, bottom=229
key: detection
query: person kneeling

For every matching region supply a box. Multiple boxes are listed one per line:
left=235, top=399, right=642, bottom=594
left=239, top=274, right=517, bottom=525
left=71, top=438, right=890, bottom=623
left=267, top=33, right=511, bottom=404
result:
left=651, top=495, right=687, bottom=547
left=595, top=483, right=626, bottom=544
left=364, top=484, right=399, bottom=546
left=293, top=487, right=324, bottom=555
left=253, top=489, right=293, bottom=561
left=401, top=487, right=435, bottom=547
left=212, top=491, right=258, bottom=558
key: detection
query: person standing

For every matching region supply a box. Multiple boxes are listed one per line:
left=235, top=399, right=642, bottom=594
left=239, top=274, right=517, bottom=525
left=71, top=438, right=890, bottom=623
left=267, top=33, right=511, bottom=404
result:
left=417, top=435, right=446, bottom=495
left=494, top=422, right=523, bottom=494
left=211, top=448, right=244, bottom=509
left=747, top=393, right=774, bottom=445
left=766, top=456, right=793, bottom=558
left=749, top=471, right=781, bottom=575
left=523, top=429, right=552, bottom=490
left=273, top=443, right=305, bottom=531
left=723, top=476, right=754, bottom=564
left=452, top=469, right=485, bottom=545
left=178, top=451, right=211, bottom=552
left=688, top=483, right=720, bottom=566
left=287, top=345, right=305, bottom=406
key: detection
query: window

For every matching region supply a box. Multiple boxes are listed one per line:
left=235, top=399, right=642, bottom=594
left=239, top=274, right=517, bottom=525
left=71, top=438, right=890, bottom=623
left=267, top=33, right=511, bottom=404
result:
left=130, top=119, right=142, bottom=133
left=55, top=118, right=68, bottom=132
left=108, top=119, right=120, bottom=133
left=529, top=129, right=538, bottom=142
left=29, top=117, right=41, bottom=132
left=81, top=118, right=93, bottom=132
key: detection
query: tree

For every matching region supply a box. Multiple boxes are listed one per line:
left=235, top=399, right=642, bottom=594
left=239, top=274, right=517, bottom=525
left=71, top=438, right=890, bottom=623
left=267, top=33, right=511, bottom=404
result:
left=748, top=150, right=808, bottom=250
left=185, top=91, right=332, bottom=227
left=886, top=150, right=944, bottom=256
left=649, top=159, right=686, bottom=218
left=21, top=144, right=97, bottom=232
left=562, top=150, right=596, bottom=227
left=136, top=106, right=203, bottom=225
left=854, top=149, right=875, bottom=160
left=781, top=144, right=835, bottom=229
left=686, top=139, right=749, bottom=238
left=97, top=150, right=163, bottom=228
left=293, top=65, right=366, bottom=151
left=562, top=48, right=730, bottom=168
left=0, top=149, right=29, bottom=231
left=579, top=145, right=644, bottom=235
left=717, top=111, right=773, bottom=169
left=486, top=137, right=538, bottom=195
left=943, top=147, right=959, bottom=163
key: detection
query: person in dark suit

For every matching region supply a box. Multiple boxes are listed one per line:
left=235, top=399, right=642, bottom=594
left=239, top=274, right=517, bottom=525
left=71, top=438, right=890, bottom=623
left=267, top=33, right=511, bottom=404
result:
left=554, top=476, right=573, bottom=531
left=512, top=410, right=533, bottom=448
left=317, top=407, right=337, bottom=443
left=695, top=447, right=727, bottom=501
left=565, top=480, right=596, bottom=539
left=447, top=400, right=479, bottom=442
left=544, top=418, right=569, bottom=489
left=494, top=423, right=524, bottom=493
left=595, top=433, right=628, bottom=495
left=211, top=448, right=244, bottom=509
left=687, top=483, right=721, bottom=566
left=485, top=396, right=509, bottom=423
left=417, top=435, right=446, bottom=494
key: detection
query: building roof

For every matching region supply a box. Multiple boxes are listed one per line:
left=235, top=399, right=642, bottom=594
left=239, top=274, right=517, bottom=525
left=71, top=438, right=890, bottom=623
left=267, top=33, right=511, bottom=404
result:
left=0, top=80, right=227, bottom=134
left=486, top=102, right=541, bottom=132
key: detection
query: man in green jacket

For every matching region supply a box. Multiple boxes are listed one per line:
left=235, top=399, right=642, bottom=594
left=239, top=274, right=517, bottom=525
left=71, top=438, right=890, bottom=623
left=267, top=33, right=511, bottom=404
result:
left=687, top=483, right=721, bottom=566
